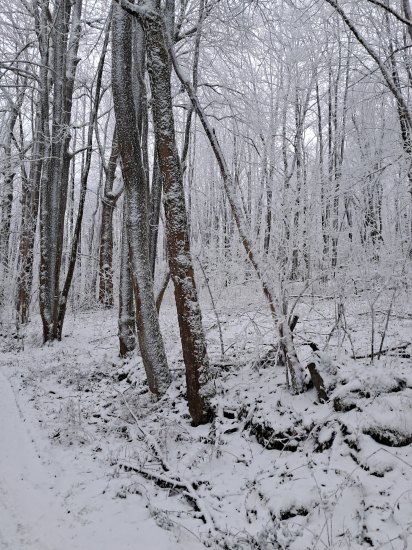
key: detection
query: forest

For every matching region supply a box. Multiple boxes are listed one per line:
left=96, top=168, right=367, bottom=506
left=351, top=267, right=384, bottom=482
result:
left=0, top=0, right=411, bottom=548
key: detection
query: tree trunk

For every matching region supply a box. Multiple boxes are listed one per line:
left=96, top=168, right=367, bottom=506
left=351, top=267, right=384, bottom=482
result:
left=39, top=0, right=83, bottom=342
left=99, top=128, right=119, bottom=307
left=112, top=2, right=170, bottom=396
left=0, top=88, right=25, bottom=306
left=169, top=37, right=306, bottom=393
left=145, top=0, right=213, bottom=425
left=118, top=200, right=136, bottom=356
left=16, top=100, right=44, bottom=323
left=56, top=15, right=110, bottom=339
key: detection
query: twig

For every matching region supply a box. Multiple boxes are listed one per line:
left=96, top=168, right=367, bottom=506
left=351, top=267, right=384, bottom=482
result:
left=118, top=461, right=217, bottom=530
left=195, top=255, right=224, bottom=358
left=377, top=285, right=397, bottom=359
left=115, top=389, right=170, bottom=471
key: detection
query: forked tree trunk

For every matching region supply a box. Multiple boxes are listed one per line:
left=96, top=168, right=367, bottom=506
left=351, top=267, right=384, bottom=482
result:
left=39, top=0, right=82, bottom=342
left=145, top=0, right=213, bottom=425
left=112, top=2, right=170, bottom=396
left=56, top=16, right=110, bottom=339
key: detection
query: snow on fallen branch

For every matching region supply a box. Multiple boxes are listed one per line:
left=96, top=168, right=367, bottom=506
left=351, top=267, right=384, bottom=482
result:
left=351, top=342, right=410, bottom=360
left=118, top=461, right=216, bottom=530
left=115, top=390, right=218, bottom=533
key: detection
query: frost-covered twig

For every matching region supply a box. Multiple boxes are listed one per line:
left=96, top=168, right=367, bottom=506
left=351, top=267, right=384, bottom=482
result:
left=352, top=342, right=410, bottom=360
left=194, top=255, right=224, bottom=358
left=378, top=284, right=399, bottom=359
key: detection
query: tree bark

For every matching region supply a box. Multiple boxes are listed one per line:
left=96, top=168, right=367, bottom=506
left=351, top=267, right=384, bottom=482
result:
left=144, top=0, right=213, bottom=425
left=118, top=200, right=137, bottom=356
left=16, top=98, right=44, bottom=323
left=0, top=87, right=25, bottom=306
left=56, top=14, right=110, bottom=339
left=39, top=0, right=83, bottom=341
left=99, top=128, right=119, bottom=307
left=112, top=1, right=171, bottom=396
left=168, top=32, right=306, bottom=393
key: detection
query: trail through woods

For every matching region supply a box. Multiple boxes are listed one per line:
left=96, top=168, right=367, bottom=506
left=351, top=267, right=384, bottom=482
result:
left=0, top=370, right=68, bottom=550
left=0, top=368, right=202, bottom=550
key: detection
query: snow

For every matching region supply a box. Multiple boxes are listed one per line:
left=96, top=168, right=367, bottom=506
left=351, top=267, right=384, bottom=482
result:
left=0, top=353, right=202, bottom=550
left=0, top=285, right=411, bottom=549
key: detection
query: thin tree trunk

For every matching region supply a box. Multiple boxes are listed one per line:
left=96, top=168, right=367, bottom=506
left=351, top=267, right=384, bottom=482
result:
left=16, top=99, right=44, bottom=323
left=0, top=88, right=25, bottom=306
left=99, top=128, right=119, bottom=307
left=118, top=200, right=136, bottom=356
left=39, top=0, right=83, bottom=341
left=149, top=152, right=162, bottom=276
left=56, top=14, right=110, bottom=338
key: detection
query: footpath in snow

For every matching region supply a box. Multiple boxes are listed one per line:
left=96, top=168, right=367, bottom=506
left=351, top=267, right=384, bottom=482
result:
left=0, top=368, right=202, bottom=550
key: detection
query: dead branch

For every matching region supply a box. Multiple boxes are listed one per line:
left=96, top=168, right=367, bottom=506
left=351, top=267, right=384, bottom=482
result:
left=352, top=343, right=410, bottom=360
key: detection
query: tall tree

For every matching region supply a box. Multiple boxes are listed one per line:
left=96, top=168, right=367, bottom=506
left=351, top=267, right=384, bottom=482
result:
left=111, top=1, right=171, bottom=397
left=144, top=0, right=213, bottom=425
left=38, top=0, right=83, bottom=341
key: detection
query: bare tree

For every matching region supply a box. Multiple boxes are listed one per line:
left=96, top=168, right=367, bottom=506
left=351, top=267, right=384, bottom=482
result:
left=98, top=128, right=122, bottom=308
left=144, top=0, right=213, bottom=425
left=111, top=1, right=171, bottom=397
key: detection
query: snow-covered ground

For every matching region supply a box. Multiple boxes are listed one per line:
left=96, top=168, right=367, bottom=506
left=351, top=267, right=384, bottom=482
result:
left=0, top=367, right=200, bottom=550
left=1, top=283, right=411, bottom=549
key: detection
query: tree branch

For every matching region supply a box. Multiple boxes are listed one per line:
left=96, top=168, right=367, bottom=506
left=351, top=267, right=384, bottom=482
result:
left=365, top=0, right=412, bottom=28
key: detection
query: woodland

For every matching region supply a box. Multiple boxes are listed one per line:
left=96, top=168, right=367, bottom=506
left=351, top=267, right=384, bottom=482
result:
left=0, top=0, right=412, bottom=548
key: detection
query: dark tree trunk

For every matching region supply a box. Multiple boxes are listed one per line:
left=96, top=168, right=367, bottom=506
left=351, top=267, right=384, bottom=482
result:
left=145, top=1, right=213, bottom=425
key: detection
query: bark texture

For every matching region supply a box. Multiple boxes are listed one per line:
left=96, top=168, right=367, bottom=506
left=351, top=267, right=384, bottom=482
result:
left=39, top=0, right=82, bottom=341
left=145, top=0, right=213, bottom=425
left=112, top=2, right=170, bottom=396
left=168, top=34, right=306, bottom=393
left=118, top=200, right=137, bottom=356
left=99, top=129, right=120, bottom=308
